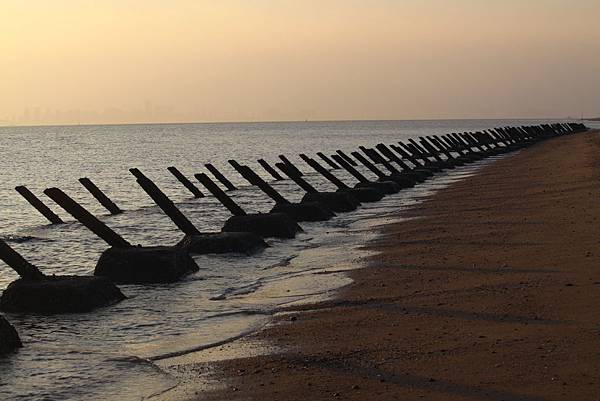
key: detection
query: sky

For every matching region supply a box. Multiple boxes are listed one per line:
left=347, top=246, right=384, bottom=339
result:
left=1, top=0, right=599, bottom=125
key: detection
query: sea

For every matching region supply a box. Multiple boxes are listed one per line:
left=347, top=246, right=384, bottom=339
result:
left=0, top=119, right=592, bottom=400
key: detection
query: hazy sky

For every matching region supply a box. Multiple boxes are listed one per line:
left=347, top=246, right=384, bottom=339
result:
left=2, top=0, right=599, bottom=125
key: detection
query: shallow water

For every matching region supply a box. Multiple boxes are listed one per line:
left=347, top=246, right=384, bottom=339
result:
left=151, top=159, right=502, bottom=400
left=0, top=119, right=572, bottom=400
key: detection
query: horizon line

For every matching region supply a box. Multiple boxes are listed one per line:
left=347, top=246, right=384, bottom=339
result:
left=0, top=116, right=585, bottom=130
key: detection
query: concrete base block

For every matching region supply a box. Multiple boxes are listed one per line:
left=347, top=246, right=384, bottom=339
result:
left=413, top=168, right=435, bottom=177
left=382, top=174, right=417, bottom=188
left=222, top=213, right=303, bottom=239
left=95, top=246, right=199, bottom=284
left=354, top=181, right=400, bottom=195
left=270, top=201, right=335, bottom=222
left=301, top=192, right=360, bottom=213
left=0, top=275, right=125, bottom=314
left=177, top=232, right=267, bottom=255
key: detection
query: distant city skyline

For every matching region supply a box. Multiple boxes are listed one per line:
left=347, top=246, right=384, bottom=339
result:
left=2, top=1, right=599, bottom=126
left=1, top=105, right=590, bottom=128
left=0, top=107, right=590, bottom=128
left=1, top=102, right=183, bottom=126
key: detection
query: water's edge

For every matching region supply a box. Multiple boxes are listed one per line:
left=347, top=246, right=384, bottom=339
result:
left=148, top=154, right=509, bottom=401
left=1, top=120, right=565, bottom=400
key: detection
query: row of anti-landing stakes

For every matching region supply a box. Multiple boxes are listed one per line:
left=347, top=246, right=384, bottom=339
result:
left=0, top=122, right=589, bottom=354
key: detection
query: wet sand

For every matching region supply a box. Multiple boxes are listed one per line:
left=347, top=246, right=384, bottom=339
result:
left=183, top=130, right=600, bottom=400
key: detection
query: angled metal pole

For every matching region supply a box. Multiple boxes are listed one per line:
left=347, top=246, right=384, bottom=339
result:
left=167, top=166, right=205, bottom=198
left=78, top=177, right=123, bottom=215
left=15, top=185, right=64, bottom=224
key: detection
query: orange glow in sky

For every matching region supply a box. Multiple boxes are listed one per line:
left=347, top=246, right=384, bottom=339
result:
left=2, top=0, right=599, bottom=125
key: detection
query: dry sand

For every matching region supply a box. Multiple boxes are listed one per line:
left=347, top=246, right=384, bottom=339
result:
left=188, top=130, right=600, bottom=401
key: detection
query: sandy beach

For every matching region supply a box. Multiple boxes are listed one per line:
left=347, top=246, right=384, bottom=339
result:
left=172, top=129, right=600, bottom=401
left=3, top=2, right=598, bottom=399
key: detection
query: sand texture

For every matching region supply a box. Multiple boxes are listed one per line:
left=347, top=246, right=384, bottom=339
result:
left=190, top=130, right=600, bottom=401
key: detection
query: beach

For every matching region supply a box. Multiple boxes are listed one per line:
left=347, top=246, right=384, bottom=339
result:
left=3, top=1, right=599, bottom=399
left=176, top=129, right=600, bottom=401
left=3, top=120, right=547, bottom=400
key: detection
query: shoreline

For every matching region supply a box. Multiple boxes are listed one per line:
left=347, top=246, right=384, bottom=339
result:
left=166, top=129, right=600, bottom=400
left=153, top=153, right=510, bottom=400
left=4, top=122, right=559, bottom=401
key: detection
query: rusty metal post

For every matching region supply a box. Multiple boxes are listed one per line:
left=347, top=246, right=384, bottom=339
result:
left=361, top=147, right=401, bottom=172
left=424, top=136, right=455, bottom=160
left=336, top=150, right=358, bottom=166
left=375, top=144, right=413, bottom=170
left=205, top=163, right=237, bottom=191
left=44, top=188, right=131, bottom=248
left=194, top=173, right=247, bottom=216
left=390, top=144, right=425, bottom=167
left=167, top=167, right=205, bottom=198
left=330, top=154, right=370, bottom=184
left=275, top=162, right=318, bottom=193
left=351, top=151, right=387, bottom=180
left=229, top=162, right=290, bottom=204
left=228, top=159, right=257, bottom=186
left=398, top=141, right=427, bottom=162
left=257, top=159, right=284, bottom=181
left=15, top=186, right=64, bottom=224
left=299, top=154, right=312, bottom=164
left=317, top=152, right=340, bottom=169
left=408, top=138, right=443, bottom=162
left=0, top=239, right=45, bottom=280
left=78, top=178, right=123, bottom=215
left=304, top=158, right=349, bottom=190
left=278, top=155, right=303, bottom=176
left=129, top=169, right=201, bottom=236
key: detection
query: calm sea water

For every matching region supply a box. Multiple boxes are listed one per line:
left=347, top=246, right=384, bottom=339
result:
left=0, top=119, right=584, bottom=400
